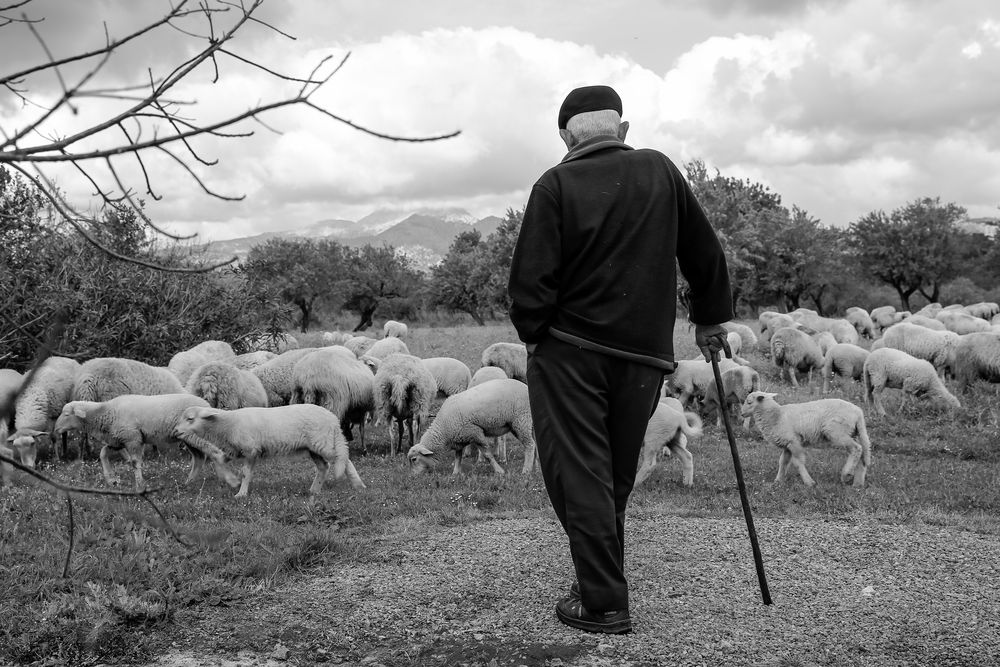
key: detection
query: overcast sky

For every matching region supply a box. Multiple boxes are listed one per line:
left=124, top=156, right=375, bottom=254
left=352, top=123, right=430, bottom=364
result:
left=3, top=0, right=999, bottom=241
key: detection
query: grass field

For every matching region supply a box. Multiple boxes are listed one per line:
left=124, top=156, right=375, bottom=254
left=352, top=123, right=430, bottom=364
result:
left=1, top=321, right=999, bottom=665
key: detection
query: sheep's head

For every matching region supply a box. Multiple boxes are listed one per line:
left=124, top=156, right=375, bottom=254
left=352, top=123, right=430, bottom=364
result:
left=172, top=406, right=219, bottom=441
left=740, top=391, right=777, bottom=418
left=359, top=355, right=381, bottom=374
left=54, top=402, right=90, bottom=435
left=406, top=442, right=436, bottom=474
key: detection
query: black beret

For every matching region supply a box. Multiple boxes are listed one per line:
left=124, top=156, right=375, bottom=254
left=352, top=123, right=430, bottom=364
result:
left=557, top=85, right=623, bottom=129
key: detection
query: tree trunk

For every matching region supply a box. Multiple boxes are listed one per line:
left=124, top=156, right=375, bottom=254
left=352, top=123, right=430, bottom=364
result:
left=353, top=304, right=377, bottom=332
left=296, top=300, right=312, bottom=332
left=918, top=282, right=940, bottom=304
left=465, top=308, right=485, bottom=326
left=894, top=284, right=916, bottom=311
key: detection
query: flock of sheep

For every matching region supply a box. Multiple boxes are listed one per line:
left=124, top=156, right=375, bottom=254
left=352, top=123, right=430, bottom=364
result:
left=1, top=300, right=998, bottom=498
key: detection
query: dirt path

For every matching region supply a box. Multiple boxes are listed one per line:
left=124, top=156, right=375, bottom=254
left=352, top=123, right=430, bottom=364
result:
left=150, top=509, right=1000, bottom=666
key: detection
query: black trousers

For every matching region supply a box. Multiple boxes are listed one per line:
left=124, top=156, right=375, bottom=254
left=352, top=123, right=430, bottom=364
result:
left=527, top=336, right=664, bottom=612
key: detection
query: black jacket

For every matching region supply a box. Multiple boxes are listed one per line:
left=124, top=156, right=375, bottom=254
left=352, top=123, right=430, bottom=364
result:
left=508, top=136, right=733, bottom=371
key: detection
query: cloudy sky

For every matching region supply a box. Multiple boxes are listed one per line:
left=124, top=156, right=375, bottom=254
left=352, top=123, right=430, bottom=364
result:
left=2, top=0, right=999, bottom=241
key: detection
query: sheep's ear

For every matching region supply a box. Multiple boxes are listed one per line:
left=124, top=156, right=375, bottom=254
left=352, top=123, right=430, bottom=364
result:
left=72, top=405, right=87, bottom=419
left=412, top=444, right=435, bottom=457
left=201, top=411, right=218, bottom=421
left=764, top=392, right=778, bottom=399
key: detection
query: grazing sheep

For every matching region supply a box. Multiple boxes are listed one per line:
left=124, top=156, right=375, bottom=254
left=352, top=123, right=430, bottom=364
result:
left=905, top=315, right=947, bottom=331
left=821, top=343, right=870, bottom=394
left=374, top=353, right=437, bottom=456
left=470, top=366, right=508, bottom=387
left=344, top=336, right=378, bottom=357
left=8, top=356, right=80, bottom=466
left=862, top=347, right=961, bottom=417
left=791, top=312, right=860, bottom=345
left=941, top=304, right=970, bottom=313
left=812, top=331, right=838, bottom=356
left=881, top=322, right=959, bottom=377
left=662, top=358, right=742, bottom=409
left=55, top=393, right=238, bottom=491
left=73, top=357, right=183, bottom=403
left=634, top=401, right=700, bottom=487
left=770, top=326, right=824, bottom=390
left=383, top=320, right=409, bottom=339
left=481, top=342, right=528, bottom=383
left=966, top=302, right=1000, bottom=320
left=722, top=322, right=758, bottom=350
left=290, top=348, right=375, bottom=447
left=251, top=348, right=318, bottom=406
left=172, top=404, right=366, bottom=498
left=168, top=341, right=234, bottom=386
left=913, top=303, right=943, bottom=318
left=760, top=312, right=799, bottom=345
left=422, top=357, right=473, bottom=399
left=845, top=307, right=876, bottom=339
left=186, top=362, right=268, bottom=410
left=701, top=365, right=759, bottom=431
left=951, top=332, right=1000, bottom=391
left=935, top=310, right=992, bottom=335
left=406, top=379, right=535, bottom=475
left=365, top=336, right=410, bottom=360
left=740, top=391, right=871, bottom=488
left=870, top=306, right=909, bottom=334
left=321, top=331, right=352, bottom=345
left=188, top=340, right=236, bottom=360
left=232, top=350, right=278, bottom=371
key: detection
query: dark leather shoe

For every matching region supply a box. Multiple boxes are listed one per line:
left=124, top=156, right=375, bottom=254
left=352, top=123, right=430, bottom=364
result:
left=555, top=597, right=632, bottom=634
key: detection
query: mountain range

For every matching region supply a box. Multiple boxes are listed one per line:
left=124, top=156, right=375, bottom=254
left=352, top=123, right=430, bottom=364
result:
left=201, top=207, right=504, bottom=268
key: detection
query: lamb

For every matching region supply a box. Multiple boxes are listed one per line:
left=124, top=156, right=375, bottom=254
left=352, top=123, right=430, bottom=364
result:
left=383, top=320, right=409, bottom=339
left=481, top=342, right=528, bottom=383
left=935, top=310, right=992, bottom=335
left=740, top=391, right=871, bottom=488
left=344, top=336, right=378, bottom=357
left=364, top=336, right=410, bottom=360
left=373, top=353, right=438, bottom=456
left=701, top=365, right=759, bottom=431
left=722, top=322, right=758, bottom=350
left=470, top=366, right=508, bottom=386
left=951, top=332, right=1000, bottom=391
left=770, top=326, right=824, bottom=390
left=186, top=362, right=268, bottom=410
left=862, top=347, right=961, bottom=417
left=821, top=343, right=870, bottom=394
left=172, top=404, right=366, bottom=498
left=880, top=322, right=959, bottom=377
left=251, top=347, right=318, bottom=406
left=290, top=348, right=375, bottom=447
left=845, top=307, right=876, bottom=339
left=662, top=358, right=742, bottom=408
left=232, top=350, right=277, bottom=370
left=406, top=379, right=536, bottom=475
left=54, top=393, right=239, bottom=491
left=7, top=356, right=80, bottom=467
left=421, top=357, right=473, bottom=399
left=634, top=401, right=701, bottom=487
left=870, top=306, right=909, bottom=334
left=905, top=315, right=947, bottom=331
left=966, top=302, right=1000, bottom=320
left=321, top=331, right=352, bottom=345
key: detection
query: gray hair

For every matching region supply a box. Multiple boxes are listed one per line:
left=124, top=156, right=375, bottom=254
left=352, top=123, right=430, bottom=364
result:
left=564, top=109, right=622, bottom=142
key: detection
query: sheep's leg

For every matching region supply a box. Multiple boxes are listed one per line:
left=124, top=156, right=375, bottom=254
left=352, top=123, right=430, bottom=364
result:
left=831, top=433, right=864, bottom=486
left=392, top=418, right=403, bottom=457
left=99, top=445, right=120, bottom=486
left=668, top=441, right=695, bottom=487
left=359, top=418, right=366, bottom=453
left=787, top=367, right=799, bottom=388
left=234, top=459, right=255, bottom=498
left=406, top=416, right=416, bottom=451
left=513, top=418, right=537, bottom=474
left=185, top=446, right=206, bottom=484
left=452, top=448, right=464, bottom=476
left=634, top=445, right=657, bottom=487
left=788, top=446, right=816, bottom=487
left=806, top=369, right=814, bottom=393
left=872, top=387, right=888, bottom=417
left=344, top=458, right=366, bottom=490
left=475, top=444, right=506, bottom=476
left=123, top=442, right=146, bottom=491
left=497, top=435, right=507, bottom=463
left=0, top=444, right=14, bottom=485
left=775, top=449, right=791, bottom=483
left=307, top=451, right=329, bottom=495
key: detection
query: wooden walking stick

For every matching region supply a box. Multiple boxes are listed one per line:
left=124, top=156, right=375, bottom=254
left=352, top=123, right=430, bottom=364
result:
left=710, top=353, right=773, bottom=605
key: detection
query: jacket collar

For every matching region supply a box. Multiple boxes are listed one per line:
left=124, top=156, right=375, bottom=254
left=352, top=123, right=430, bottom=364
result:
left=560, top=135, right=633, bottom=164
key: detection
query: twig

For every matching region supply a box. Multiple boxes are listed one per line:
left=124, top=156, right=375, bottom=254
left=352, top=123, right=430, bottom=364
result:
left=63, top=493, right=74, bottom=578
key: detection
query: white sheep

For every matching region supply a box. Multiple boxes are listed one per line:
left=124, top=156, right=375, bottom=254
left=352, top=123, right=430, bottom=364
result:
left=702, top=365, right=759, bottom=431
left=862, top=347, right=961, bottom=417
left=740, top=391, right=872, bottom=488
left=662, top=358, right=742, bottom=409
left=344, top=336, right=378, bottom=357
left=870, top=306, right=910, bottom=334
left=72, top=357, right=183, bottom=403
left=383, top=320, right=409, bottom=339
left=634, top=401, right=701, bottom=487
left=406, top=379, right=535, bottom=475
left=966, top=302, right=1000, bottom=320
left=812, top=331, right=838, bottom=356
left=791, top=312, right=859, bottom=344
left=321, top=331, right=352, bottom=345
left=881, top=322, right=959, bottom=377
left=374, top=353, right=438, bottom=456
left=935, top=310, right=992, bottom=335
left=821, top=343, right=870, bottom=395
left=470, top=366, right=508, bottom=386
left=290, top=348, right=375, bottom=448
left=169, top=342, right=234, bottom=386
left=913, top=303, right=943, bottom=318
left=172, top=404, right=366, bottom=498
left=722, top=322, right=758, bottom=350
left=905, top=315, right=947, bottom=331
left=481, top=342, right=528, bottom=383
left=421, top=357, right=473, bottom=399
left=770, top=326, right=824, bottom=391
left=186, top=361, right=268, bottom=410
left=951, top=332, right=1000, bottom=391
left=844, top=307, right=876, bottom=339
left=8, top=356, right=81, bottom=466
left=0, top=368, right=23, bottom=445
left=365, top=336, right=410, bottom=360
left=251, top=347, right=318, bottom=406
left=232, top=350, right=278, bottom=370
left=54, top=393, right=239, bottom=490
left=759, top=312, right=798, bottom=345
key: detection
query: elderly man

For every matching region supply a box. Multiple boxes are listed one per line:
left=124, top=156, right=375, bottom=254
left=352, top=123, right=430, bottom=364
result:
left=508, top=85, right=733, bottom=634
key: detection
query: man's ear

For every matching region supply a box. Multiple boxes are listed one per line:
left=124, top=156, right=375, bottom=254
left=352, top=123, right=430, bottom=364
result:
left=559, top=128, right=575, bottom=150
left=617, top=120, right=629, bottom=141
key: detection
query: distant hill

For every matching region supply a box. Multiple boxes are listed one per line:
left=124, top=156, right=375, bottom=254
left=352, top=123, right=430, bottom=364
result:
left=201, top=208, right=506, bottom=268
